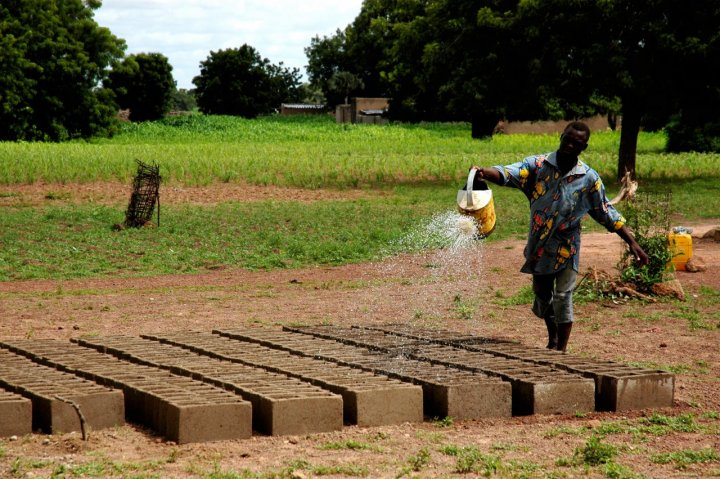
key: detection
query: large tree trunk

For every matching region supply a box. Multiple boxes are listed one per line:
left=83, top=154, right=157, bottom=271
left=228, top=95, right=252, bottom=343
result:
left=618, top=99, right=641, bottom=181
left=471, top=111, right=499, bottom=139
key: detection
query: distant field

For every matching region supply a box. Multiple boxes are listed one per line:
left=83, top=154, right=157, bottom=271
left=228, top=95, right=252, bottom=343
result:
left=0, top=114, right=713, bottom=187
left=1, top=115, right=718, bottom=281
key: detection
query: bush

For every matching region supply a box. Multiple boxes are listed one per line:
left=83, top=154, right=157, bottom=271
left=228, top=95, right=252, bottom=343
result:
left=618, top=193, right=673, bottom=291
left=666, top=115, right=720, bottom=153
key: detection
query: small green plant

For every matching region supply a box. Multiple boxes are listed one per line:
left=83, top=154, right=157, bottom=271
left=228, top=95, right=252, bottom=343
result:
left=433, top=416, right=454, bottom=428
left=456, top=447, right=501, bottom=475
left=439, top=445, right=502, bottom=475
left=574, top=435, right=618, bottom=466
left=438, top=444, right=460, bottom=456
left=642, top=413, right=698, bottom=433
left=452, top=294, right=475, bottom=320
left=407, top=447, right=431, bottom=472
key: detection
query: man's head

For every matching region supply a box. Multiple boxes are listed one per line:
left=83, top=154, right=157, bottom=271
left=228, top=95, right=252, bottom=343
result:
left=558, top=122, right=590, bottom=159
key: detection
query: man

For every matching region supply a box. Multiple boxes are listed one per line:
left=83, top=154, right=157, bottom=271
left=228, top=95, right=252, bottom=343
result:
left=472, top=121, right=649, bottom=352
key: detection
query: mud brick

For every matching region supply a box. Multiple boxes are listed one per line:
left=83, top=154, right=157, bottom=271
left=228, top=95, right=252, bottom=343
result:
left=0, top=389, right=32, bottom=437
left=0, top=348, right=125, bottom=434
left=215, top=328, right=512, bottom=419
left=141, top=331, right=425, bottom=426
left=413, top=331, right=675, bottom=412
left=367, top=324, right=676, bottom=412
left=596, top=370, right=675, bottom=411
left=164, top=399, right=252, bottom=444
left=37, top=390, right=125, bottom=434
left=1, top=339, right=252, bottom=443
left=75, top=336, right=344, bottom=435
left=283, top=325, right=596, bottom=416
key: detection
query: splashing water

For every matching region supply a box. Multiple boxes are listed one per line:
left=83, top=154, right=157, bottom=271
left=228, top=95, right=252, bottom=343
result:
left=352, top=209, right=491, bottom=376
left=388, top=210, right=486, bottom=278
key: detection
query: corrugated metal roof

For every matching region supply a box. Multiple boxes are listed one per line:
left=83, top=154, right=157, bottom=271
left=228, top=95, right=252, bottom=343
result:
left=281, top=104, right=325, bottom=109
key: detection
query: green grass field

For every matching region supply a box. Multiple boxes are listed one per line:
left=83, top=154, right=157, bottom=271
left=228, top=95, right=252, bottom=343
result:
left=1, top=115, right=718, bottom=281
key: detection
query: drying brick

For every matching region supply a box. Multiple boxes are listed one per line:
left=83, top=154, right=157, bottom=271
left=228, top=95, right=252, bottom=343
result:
left=0, top=348, right=124, bottom=434
left=75, top=336, right=343, bottom=435
left=139, top=331, right=423, bottom=427
left=0, top=340, right=251, bottom=444
left=0, top=388, right=32, bottom=437
left=215, top=327, right=512, bottom=420
left=366, top=324, right=674, bottom=411
left=283, top=325, right=595, bottom=416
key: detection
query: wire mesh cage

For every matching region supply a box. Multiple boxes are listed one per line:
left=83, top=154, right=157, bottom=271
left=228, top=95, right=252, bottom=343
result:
left=124, top=160, right=161, bottom=228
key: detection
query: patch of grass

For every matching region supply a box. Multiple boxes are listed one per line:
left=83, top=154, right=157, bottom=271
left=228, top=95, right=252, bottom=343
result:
left=10, top=457, right=52, bottom=476
left=0, top=197, right=439, bottom=281
left=602, top=461, right=645, bottom=479
left=702, top=410, right=720, bottom=420
left=494, top=285, right=534, bottom=306
left=650, top=447, right=720, bottom=469
left=641, top=413, right=699, bottom=433
left=586, top=413, right=708, bottom=439
left=47, top=455, right=171, bottom=478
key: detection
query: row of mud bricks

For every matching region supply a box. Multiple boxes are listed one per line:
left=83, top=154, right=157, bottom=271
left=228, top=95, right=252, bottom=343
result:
left=0, top=325, right=674, bottom=444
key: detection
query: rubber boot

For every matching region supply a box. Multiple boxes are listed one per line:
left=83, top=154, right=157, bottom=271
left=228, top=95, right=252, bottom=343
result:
left=544, top=319, right=558, bottom=350
left=556, top=322, right=573, bottom=352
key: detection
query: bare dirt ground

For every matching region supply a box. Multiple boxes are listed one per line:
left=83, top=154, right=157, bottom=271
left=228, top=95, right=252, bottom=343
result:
left=1, top=183, right=719, bottom=478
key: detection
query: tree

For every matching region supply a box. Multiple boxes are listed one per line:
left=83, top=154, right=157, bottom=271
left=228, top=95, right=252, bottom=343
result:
left=193, top=45, right=302, bottom=118
left=0, top=0, right=125, bottom=140
left=170, top=89, right=197, bottom=112
left=329, top=71, right=365, bottom=104
left=305, top=30, right=350, bottom=106
left=513, top=0, right=720, bottom=177
left=311, top=0, right=720, bottom=175
left=106, top=53, right=176, bottom=122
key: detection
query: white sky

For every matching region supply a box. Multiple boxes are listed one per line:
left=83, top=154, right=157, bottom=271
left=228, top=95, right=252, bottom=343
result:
left=94, top=0, right=364, bottom=89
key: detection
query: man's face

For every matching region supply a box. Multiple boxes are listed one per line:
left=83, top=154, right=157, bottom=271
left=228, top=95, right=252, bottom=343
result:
left=559, top=128, right=589, bottom=157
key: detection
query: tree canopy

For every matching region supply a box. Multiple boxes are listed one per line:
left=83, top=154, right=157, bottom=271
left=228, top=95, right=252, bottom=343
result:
left=305, top=0, right=720, bottom=176
left=0, top=0, right=125, bottom=140
left=193, top=45, right=302, bottom=118
left=106, top=53, right=176, bottom=122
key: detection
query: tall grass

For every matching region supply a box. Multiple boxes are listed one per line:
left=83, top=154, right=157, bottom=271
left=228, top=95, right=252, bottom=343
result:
left=1, top=115, right=714, bottom=188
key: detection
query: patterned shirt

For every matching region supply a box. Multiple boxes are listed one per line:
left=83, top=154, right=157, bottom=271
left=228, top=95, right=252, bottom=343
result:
left=493, top=151, right=625, bottom=275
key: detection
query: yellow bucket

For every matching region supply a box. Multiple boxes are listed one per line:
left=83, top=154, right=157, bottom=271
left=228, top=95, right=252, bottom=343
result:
left=457, top=169, right=496, bottom=238
left=667, top=231, right=692, bottom=271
